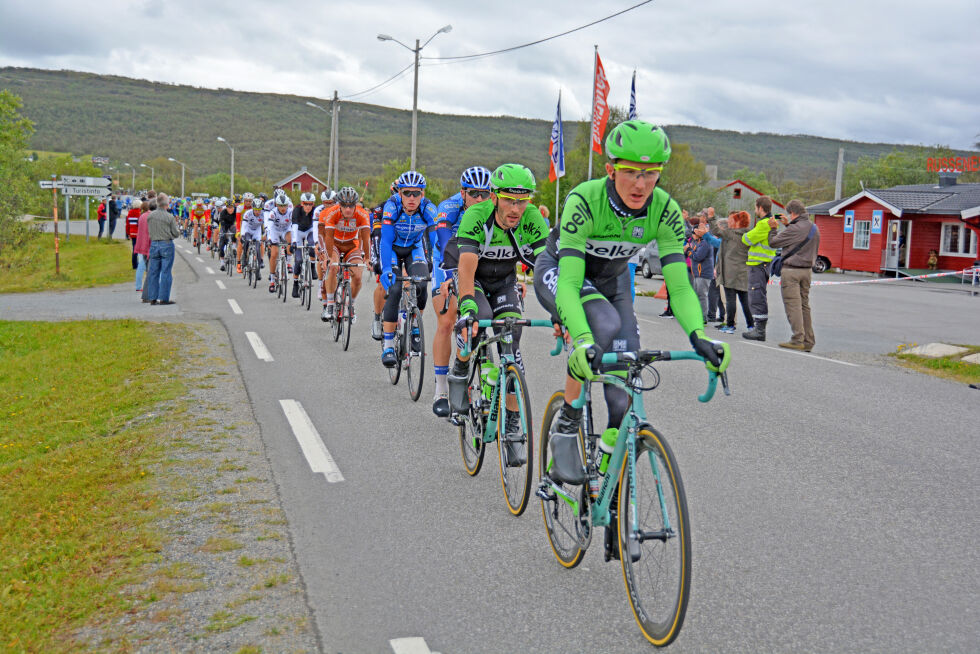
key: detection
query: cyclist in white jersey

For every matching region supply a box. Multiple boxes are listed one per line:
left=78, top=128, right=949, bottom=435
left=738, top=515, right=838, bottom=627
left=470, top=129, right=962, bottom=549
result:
left=238, top=197, right=265, bottom=278
left=264, top=195, right=293, bottom=291
left=312, top=189, right=338, bottom=302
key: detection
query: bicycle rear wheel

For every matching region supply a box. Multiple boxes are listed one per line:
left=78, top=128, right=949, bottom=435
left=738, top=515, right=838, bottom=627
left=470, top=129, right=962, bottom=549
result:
left=279, top=257, right=288, bottom=302
left=406, top=308, right=425, bottom=402
left=617, top=425, right=691, bottom=647
left=496, top=363, right=533, bottom=516
left=342, top=282, right=354, bottom=351
left=387, top=322, right=402, bottom=385
left=303, top=260, right=313, bottom=310
left=458, top=358, right=485, bottom=476
left=538, top=391, right=590, bottom=568
left=332, top=286, right=344, bottom=342
left=244, top=247, right=252, bottom=285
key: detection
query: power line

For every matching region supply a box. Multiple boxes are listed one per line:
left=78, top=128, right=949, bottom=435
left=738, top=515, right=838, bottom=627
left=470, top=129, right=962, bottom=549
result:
left=341, top=62, right=415, bottom=100
left=420, top=0, right=654, bottom=63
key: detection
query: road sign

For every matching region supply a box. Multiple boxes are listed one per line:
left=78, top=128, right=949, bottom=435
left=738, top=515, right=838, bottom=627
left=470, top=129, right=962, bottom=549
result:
left=61, top=186, right=112, bottom=197
left=92, top=156, right=109, bottom=165
left=60, top=175, right=111, bottom=187
left=38, top=180, right=62, bottom=189
left=191, top=192, right=209, bottom=197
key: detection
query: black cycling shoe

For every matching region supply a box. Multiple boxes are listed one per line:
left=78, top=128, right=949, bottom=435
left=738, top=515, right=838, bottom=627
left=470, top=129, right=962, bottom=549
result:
left=503, top=412, right=526, bottom=467
left=548, top=408, right=585, bottom=485
left=432, top=394, right=450, bottom=418
left=381, top=348, right=397, bottom=368
left=291, top=281, right=300, bottom=298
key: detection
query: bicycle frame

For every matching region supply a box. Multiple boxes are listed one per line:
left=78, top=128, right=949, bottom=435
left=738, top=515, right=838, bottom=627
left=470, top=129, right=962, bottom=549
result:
left=459, top=317, right=562, bottom=443
left=543, top=351, right=724, bottom=529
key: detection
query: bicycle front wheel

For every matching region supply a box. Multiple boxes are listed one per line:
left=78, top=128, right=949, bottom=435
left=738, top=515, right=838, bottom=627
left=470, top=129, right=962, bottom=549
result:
left=280, top=258, right=288, bottom=303
left=332, top=286, right=344, bottom=342
left=538, top=391, right=589, bottom=568
left=406, top=308, right=425, bottom=402
left=387, top=324, right=402, bottom=385
left=617, top=425, right=691, bottom=647
left=458, top=359, right=485, bottom=476
left=496, top=363, right=533, bottom=516
left=342, top=282, right=354, bottom=351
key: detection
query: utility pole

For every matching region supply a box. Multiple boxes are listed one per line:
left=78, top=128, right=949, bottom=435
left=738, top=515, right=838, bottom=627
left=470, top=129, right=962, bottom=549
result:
left=331, top=91, right=340, bottom=188
left=834, top=147, right=845, bottom=200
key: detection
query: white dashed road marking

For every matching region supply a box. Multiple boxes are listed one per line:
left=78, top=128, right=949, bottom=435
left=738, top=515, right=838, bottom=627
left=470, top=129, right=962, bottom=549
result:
left=215, top=280, right=226, bottom=289
left=228, top=299, right=243, bottom=315
left=195, top=256, right=204, bottom=263
left=205, top=266, right=215, bottom=275
left=279, top=400, right=344, bottom=483
left=245, top=331, right=274, bottom=362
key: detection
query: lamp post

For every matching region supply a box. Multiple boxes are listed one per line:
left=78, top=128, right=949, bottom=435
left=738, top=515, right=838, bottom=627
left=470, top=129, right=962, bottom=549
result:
left=216, top=136, right=235, bottom=198
left=140, top=163, right=154, bottom=190
left=168, top=157, right=186, bottom=198
left=123, top=162, right=136, bottom=194
left=377, top=24, right=452, bottom=171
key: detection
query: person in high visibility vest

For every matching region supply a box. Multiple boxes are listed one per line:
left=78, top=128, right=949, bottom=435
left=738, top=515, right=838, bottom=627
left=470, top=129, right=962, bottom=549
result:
left=740, top=196, right=778, bottom=341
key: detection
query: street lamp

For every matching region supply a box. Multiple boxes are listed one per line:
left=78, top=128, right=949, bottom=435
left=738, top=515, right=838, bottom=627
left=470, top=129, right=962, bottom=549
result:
left=168, top=157, right=186, bottom=198
left=377, top=24, right=452, bottom=170
left=216, top=136, right=235, bottom=198
left=140, top=163, right=154, bottom=190
left=122, top=162, right=136, bottom=194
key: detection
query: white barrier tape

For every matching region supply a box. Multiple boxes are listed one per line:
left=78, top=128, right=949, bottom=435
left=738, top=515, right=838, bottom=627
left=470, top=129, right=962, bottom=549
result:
left=767, top=268, right=979, bottom=287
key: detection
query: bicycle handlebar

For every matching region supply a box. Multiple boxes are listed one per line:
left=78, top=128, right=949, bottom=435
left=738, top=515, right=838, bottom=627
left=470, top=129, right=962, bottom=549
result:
left=382, top=274, right=431, bottom=299
left=567, top=348, right=729, bottom=409
left=457, top=316, right=562, bottom=358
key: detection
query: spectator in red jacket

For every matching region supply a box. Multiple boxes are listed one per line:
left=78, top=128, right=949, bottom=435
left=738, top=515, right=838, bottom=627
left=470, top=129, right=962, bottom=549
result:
left=126, top=202, right=142, bottom=269
left=97, top=200, right=107, bottom=238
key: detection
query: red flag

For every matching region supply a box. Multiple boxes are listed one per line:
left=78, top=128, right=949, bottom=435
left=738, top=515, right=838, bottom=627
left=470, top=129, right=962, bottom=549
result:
left=590, top=53, right=610, bottom=154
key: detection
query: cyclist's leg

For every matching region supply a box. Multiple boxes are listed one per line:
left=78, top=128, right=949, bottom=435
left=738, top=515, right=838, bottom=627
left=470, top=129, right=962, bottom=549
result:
left=345, top=249, right=365, bottom=298
left=487, top=276, right=524, bottom=413
left=595, top=270, right=641, bottom=429
left=381, top=247, right=410, bottom=359
left=432, top=271, right=457, bottom=409
left=324, top=246, right=341, bottom=304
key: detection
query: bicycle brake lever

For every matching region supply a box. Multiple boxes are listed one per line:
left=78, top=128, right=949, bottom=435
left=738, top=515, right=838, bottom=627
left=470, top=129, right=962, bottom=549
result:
left=720, top=372, right=731, bottom=396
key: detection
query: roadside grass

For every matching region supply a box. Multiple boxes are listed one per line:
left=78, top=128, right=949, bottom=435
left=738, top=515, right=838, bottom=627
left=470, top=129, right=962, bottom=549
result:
left=891, top=343, right=980, bottom=384
left=0, top=233, right=132, bottom=293
left=0, top=320, right=185, bottom=651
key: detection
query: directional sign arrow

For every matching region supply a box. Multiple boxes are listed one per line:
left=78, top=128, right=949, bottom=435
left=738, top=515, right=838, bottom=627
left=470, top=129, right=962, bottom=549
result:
left=61, top=186, right=112, bottom=197
left=38, top=180, right=62, bottom=189
left=60, top=175, right=112, bottom=187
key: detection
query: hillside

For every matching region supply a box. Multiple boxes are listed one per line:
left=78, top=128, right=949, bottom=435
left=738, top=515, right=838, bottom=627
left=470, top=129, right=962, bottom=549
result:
left=0, top=67, right=952, bottom=187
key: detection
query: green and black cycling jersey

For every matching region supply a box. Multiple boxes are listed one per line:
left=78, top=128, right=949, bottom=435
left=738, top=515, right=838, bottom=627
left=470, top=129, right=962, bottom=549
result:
left=552, top=177, right=704, bottom=340
left=441, top=199, right=549, bottom=279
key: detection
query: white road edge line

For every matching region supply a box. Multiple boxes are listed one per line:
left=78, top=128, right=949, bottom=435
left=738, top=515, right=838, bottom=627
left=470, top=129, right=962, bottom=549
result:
left=279, top=400, right=344, bottom=483
left=737, top=340, right=860, bottom=366
left=195, top=256, right=204, bottom=262
left=245, top=331, right=274, bottom=362
left=215, top=280, right=226, bottom=290
left=390, top=637, right=433, bottom=654
left=228, top=298, right=243, bottom=315
left=205, top=266, right=215, bottom=275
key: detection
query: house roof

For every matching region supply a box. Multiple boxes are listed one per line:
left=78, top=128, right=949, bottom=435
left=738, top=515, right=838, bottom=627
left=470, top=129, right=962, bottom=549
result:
left=273, top=168, right=329, bottom=189
left=812, top=182, right=980, bottom=219
left=715, top=179, right=786, bottom=208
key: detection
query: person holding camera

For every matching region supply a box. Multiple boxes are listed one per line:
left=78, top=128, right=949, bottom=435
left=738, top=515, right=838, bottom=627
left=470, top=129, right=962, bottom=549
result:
left=768, top=200, right=820, bottom=351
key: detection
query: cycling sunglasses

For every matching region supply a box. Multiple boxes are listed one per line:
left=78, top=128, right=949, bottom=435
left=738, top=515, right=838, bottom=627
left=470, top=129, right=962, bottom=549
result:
left=400, top=190, right=423, bottom=198
left=339, top=202, right=357, bottom=208
left=466, top=189, right=491, bottom=200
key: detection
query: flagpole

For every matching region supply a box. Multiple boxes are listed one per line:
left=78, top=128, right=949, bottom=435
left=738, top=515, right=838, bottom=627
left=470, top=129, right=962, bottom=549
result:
left=587, top=44, right=597, bottom=181
left=556, top=89, right=562, bottom=220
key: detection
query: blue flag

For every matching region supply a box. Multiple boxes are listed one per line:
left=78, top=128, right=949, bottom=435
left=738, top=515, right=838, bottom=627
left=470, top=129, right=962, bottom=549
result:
left=548, top=92, right=565, bottom=182
left=628, top=70, right=637, bottom=120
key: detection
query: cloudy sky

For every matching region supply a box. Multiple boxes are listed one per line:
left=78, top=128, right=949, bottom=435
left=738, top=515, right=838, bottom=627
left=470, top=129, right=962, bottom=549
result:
left=1, top=0, right=978, bottom=149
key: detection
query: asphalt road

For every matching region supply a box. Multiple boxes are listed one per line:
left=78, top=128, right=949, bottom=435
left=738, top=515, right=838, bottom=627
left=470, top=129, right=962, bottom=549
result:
left=141, top=241, right=980, bottom=652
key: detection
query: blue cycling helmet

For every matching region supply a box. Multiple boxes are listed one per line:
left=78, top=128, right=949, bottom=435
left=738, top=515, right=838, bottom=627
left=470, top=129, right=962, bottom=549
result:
left=395, top=170, right=426, bottom=189
left=460, top=166, right=492, bottom=189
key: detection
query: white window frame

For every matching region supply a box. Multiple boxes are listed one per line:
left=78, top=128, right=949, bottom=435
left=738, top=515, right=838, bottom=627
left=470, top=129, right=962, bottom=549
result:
left=853, top=220, right=871, bottom=250
left=291, top=181, right=301, bottom=191
left=311, top=182, right=319, bottom=192
left=940, top=223, right=978, bottom=257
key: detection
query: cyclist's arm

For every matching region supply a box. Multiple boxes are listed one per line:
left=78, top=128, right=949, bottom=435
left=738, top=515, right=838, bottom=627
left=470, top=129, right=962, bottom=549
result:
left=321, top=218, right=337, bottom=257
left=554, top=193, right=594, bottom=341
left=523, top=206, right=550, bottom=268
left=457, top=252, right=478, bottom=303
left=657, top=200, right=704, bottom=337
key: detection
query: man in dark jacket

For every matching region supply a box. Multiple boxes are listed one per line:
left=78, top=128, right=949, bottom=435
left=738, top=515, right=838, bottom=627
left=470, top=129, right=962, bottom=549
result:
left=107, top=195, right=121, bottom=238
left=768, top=199, right=820, bottom=351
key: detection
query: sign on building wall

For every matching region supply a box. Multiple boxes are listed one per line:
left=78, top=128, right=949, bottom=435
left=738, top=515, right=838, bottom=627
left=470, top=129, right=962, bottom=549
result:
left=871, top=210, right=883, bottom=234
left=844, top=210, right=854, bottom=233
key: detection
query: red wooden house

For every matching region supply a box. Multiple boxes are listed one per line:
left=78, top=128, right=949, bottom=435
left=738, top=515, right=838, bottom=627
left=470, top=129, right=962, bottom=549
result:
left=716, top=179, right=787, bottom=216
left=807, top=173, right=980, bottom=274
left=274, top=166, right=329, bottom=194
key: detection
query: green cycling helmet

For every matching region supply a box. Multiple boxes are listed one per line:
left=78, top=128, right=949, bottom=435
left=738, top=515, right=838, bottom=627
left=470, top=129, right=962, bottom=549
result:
left=605, top=120, right=671, bottom=164
left=490, top=163, right=536, bottom=194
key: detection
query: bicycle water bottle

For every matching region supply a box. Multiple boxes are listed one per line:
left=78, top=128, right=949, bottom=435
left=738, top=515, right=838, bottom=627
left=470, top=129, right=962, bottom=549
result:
left=480, top=363, right=498, bottom=401
left=590, top=427, right=619, bottom=499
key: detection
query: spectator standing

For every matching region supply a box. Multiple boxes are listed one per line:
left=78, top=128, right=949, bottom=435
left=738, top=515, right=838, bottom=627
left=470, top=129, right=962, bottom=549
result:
left=126, top=202, right=142, bottom=269
left=686, top=223, right=714, bottom=320
left=107, top=195, right=121, bottom=238
left=146, top=193, right=179, bottom=305
left=741, top=196, right=778, bottom=340
left=709, top=210, right=753, bottom=333
left=135, top=200, right=152, bottom=295
left=96, top=199, right=107, bottom=238
left=768, top=199, right=820, bottom=351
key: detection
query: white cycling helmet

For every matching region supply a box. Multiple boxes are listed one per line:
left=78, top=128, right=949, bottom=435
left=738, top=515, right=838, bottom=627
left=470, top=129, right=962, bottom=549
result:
left=274, top=194, right=290, bottom=207
left=300, top=192, right=316, bottom=203
left=242, top=192, right=254, bottom=201
left=321, top=189, right=337, bottom=202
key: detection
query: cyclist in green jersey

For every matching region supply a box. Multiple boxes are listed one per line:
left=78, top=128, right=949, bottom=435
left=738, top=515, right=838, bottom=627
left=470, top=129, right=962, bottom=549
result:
left=444, top=164, right=549, bottom=464
left=533, top=120, right=729, bottom=488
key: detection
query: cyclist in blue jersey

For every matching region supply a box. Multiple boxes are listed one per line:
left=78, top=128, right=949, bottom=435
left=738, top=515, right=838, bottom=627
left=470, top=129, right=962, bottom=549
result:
left=379, top=171, right=439, bottom=368
left=430, top=166, right=492, bottom=417
left=370, top=183, right=399, bottom=340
